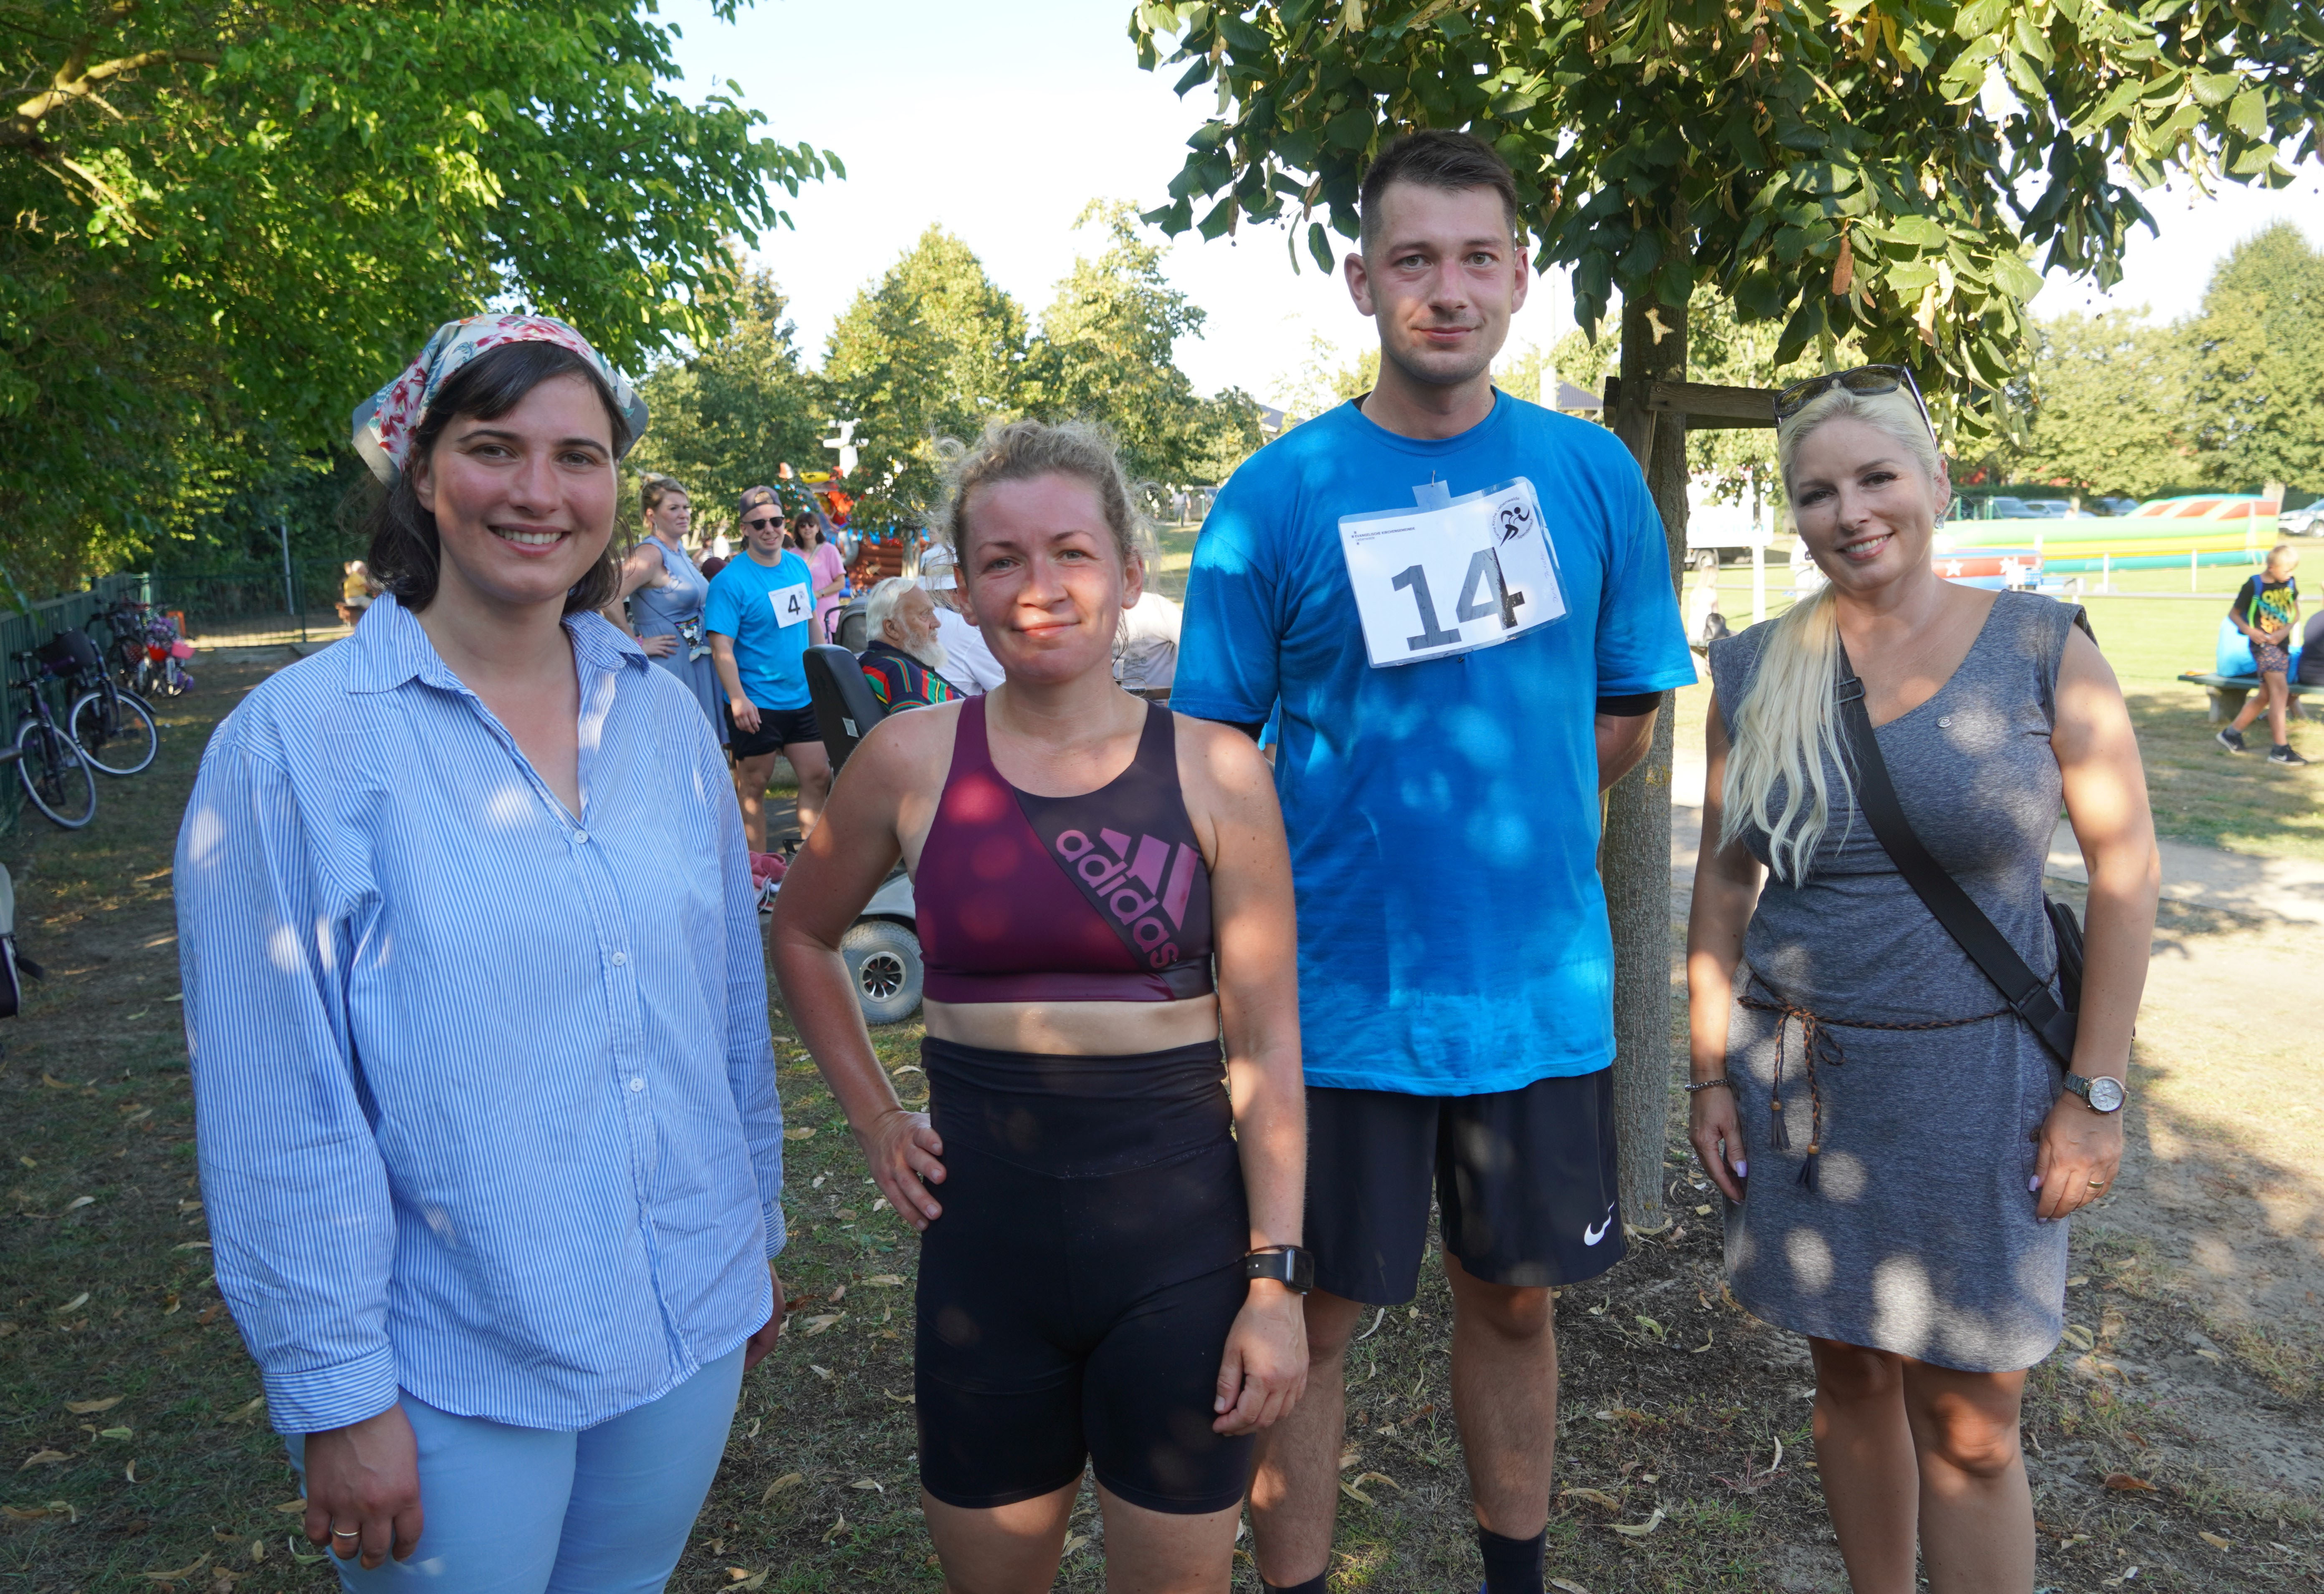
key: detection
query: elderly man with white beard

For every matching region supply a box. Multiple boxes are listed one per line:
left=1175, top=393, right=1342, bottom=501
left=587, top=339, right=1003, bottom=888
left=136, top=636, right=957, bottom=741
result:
left=857, top=576, right=963, bottom=710
left=913, top=543, right=1005, bottom=695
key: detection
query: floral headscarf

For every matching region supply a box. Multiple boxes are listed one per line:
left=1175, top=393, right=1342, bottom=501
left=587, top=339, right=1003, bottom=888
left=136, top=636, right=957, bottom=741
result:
left=351, top=314, right=649, bottom=483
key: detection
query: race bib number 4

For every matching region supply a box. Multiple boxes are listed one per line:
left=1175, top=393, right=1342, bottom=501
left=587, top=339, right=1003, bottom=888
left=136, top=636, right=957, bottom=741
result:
left=769, top=583, right=813, bottom=628
left=1338, top=477, right=1567, bottom=667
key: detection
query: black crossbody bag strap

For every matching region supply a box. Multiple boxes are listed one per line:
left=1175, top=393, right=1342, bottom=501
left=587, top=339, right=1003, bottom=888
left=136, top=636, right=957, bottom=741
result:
left=1833, top=642, right=2079, bottom=1067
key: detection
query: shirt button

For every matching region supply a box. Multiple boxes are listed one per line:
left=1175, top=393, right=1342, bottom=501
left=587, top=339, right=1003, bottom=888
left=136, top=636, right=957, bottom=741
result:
left=611, top=951, right=628, bottom=966
left=629, top=1077, right=644, bottom=1092
left=572, top=829, right=590, bottom=844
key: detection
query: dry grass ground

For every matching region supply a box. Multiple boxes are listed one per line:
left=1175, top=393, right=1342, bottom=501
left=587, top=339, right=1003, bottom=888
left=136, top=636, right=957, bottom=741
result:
left=3, top=649, right=2319, bottom=1592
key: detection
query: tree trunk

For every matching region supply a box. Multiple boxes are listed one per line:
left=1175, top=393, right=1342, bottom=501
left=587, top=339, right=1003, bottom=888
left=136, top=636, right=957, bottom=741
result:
left=1602, top=293, right=1690, bottom=1233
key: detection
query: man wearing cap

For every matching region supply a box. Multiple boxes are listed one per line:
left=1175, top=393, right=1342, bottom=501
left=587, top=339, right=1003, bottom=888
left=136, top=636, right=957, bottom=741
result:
left=915, top=543, right=1004, bottom=695
left=707, top=485, right=831, bottom=848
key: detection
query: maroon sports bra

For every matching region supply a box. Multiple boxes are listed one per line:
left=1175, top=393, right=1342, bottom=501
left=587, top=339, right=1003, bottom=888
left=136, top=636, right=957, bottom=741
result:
left=917, top=696, right=1215, bottom=1004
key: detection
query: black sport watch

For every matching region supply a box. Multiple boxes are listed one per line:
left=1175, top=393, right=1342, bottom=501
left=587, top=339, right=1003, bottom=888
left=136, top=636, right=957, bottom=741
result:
left=1244, top=1245, right=1315, bottom=1294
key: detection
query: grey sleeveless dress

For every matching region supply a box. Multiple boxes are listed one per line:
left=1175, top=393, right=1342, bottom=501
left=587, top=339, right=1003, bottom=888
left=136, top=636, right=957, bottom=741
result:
left=1706, top=592, right=2077, bottom=1372
left=628, top=537, right=724, bottom=734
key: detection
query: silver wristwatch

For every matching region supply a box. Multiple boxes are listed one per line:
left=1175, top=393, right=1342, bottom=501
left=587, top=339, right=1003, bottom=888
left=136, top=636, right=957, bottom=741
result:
left=2062, top=1074, right=2126, bottom=1113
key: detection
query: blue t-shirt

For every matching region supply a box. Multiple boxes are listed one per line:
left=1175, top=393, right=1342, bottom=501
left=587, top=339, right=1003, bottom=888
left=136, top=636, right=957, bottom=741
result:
left=704, top=550, right=816, bottom=711
left=1174, top=393, right=1694, bottom=1095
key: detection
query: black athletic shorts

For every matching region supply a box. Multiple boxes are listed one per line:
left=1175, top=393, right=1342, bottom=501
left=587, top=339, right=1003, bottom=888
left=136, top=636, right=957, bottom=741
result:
left=724, top=701, right=819, bottom=759
left=1305, top=1069, right=1626, bottom=1304
left=914, top=1038, right=1254, bottom=1515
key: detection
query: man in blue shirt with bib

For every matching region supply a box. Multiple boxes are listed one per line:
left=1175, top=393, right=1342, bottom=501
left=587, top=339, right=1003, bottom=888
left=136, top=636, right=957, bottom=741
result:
left=707, top=485, right=830, bottom=850
left=1173, top=132, right=1693, bottom=1594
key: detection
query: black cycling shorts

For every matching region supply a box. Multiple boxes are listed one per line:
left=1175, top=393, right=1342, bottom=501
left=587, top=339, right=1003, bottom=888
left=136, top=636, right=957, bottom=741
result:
left=914, top=1038, right=1254, bottom=1516
left=1305, top=1069, right=1626, bottom=1304
left=724, top=701, right=819, bottom=759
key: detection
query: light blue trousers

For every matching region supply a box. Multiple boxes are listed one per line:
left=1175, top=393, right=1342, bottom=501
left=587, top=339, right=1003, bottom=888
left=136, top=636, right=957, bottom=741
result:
left=287, top=1347, right=746, bottom=1593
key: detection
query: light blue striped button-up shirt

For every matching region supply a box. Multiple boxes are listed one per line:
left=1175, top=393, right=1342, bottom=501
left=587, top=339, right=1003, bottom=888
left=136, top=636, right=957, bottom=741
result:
left=177, top=595, right=784, bottom=1435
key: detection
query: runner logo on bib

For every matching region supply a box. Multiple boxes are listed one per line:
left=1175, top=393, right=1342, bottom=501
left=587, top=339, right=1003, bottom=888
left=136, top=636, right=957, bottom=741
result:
left=1338, top=477, right=1567, bottom=667
left=769, top=582, right=813, bottom=628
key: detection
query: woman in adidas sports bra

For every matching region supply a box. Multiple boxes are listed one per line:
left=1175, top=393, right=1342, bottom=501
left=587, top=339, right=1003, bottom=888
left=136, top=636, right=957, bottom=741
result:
left=771, top=419, right=1307, bottom=1594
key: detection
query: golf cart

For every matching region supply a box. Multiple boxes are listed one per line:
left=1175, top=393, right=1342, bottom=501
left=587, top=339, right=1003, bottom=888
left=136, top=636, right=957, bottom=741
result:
left=800, top=643, right=924, bottom=1025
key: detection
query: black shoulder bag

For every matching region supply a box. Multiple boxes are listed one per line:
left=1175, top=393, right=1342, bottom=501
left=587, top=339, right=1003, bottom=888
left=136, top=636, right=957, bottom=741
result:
left=1833, top=640, right=2082, bottom=1067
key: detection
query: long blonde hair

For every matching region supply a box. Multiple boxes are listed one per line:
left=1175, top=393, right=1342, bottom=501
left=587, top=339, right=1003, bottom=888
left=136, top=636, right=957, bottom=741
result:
left=1720, top=385, right=1942, bottom=882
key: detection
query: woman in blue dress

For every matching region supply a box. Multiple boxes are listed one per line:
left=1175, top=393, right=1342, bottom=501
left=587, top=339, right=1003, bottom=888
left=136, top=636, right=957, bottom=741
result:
left=610, top=474, right=726, bottom=735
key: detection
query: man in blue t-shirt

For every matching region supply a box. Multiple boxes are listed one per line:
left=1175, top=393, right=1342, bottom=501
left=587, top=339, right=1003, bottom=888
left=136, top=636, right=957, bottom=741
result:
left=706, top=485, right=831, bottom=849
left=1173, top=132, right=1693, bottom=1594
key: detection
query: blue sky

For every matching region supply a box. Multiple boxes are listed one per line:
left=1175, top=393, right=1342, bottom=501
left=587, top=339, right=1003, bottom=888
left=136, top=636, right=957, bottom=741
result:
left=659, top=0, right=2324, bottom=405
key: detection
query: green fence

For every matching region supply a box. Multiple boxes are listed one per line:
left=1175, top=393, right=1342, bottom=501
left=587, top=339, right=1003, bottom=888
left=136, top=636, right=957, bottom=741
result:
left=0, top=573, right=147, bottom=838
left=140, top=560, right=350, bottom=648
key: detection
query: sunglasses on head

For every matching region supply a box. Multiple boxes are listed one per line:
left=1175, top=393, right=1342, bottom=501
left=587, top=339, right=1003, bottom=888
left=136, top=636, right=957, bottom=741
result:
left=1773, top=364, right=1933, bottom=438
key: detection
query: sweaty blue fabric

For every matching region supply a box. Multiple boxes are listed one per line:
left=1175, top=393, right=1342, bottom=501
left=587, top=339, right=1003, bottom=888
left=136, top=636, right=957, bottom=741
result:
left=1173, top=393, right=1694, bottom=1095
left=704, top=549, right=815, bottom=711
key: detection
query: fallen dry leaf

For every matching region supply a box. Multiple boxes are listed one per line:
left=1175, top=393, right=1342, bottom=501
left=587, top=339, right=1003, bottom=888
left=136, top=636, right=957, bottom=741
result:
left=3, top=1502, right=75, bottom=1523
left=863, top=1274, right=906, bottom=1287
left=40, top=1074, right=73, bottom=1090
left=19, top=1450, right=69, bottom=1469
left=272, top=1500, right=305, bottom=1515
left=2066, top=1274, right=2089, bottom=1287
left=2061, top=1324, right=2096, bottom=1351
left=66, top=1396, right=123, bottom=1415
left=1562, top=1487, right=1624, bottom=1512
left=1549, top=1580, right=1592, bottom=1594
left=1062, top=1532, right=1090, bottom=1554
left=883, top=1388, right=913, bottom=1404
left=1608, top=1506, right=1666, bottom=1538
left=808, top=1364, right=833, bottom=1381
left=2199, top=1531, right=2230, bottom=1549
left=820, top=1512, right=847, bottom=1543
left=54, top=1292, right=90, bottom=1314
left=1338, top=1478, right=1377, bottom=1507
left=730, top=1574, right=768, bottom=1591
left=137, top=1552, right=210, bottom=1581
left=799, top=1314, right=842, bottom=1336
left=172, top=1242, right=212, bottom=1252
left=2102, top=1473, right=2156, bottom=1492
left=124, top=1459, right=139, bottom=1483
left=1349, top=1471, right=1401, bottom=1494
left=99, top=1427, right=133, bottom=1440
left=225, top=1397, right=266, bottom=1423
left=63, top=1195, right=94, bottom=1213
left=760, top=1474, right=804, bottom=1503
left=849, top=1479, right=883, bottom=1493
left=832, top=1209, right=858, bottom=1221
left=782, top=1127, right=816, bottom=1141
left=1694, top=1204, right=1712, bottom=1215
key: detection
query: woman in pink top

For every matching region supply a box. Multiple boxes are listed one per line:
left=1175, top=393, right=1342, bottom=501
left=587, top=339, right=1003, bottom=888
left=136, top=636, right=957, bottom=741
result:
left=802, top=516, right=847, bottom=643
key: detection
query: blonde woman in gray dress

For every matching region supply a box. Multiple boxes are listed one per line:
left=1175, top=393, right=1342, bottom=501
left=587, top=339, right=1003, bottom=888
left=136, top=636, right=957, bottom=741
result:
left=1686, top=370, right=2159, bottom=1594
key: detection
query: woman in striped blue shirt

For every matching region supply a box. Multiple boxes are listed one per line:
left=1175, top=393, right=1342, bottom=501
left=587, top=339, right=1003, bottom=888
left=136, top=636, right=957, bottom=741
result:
left=177, top=316, right=787, bottom=1589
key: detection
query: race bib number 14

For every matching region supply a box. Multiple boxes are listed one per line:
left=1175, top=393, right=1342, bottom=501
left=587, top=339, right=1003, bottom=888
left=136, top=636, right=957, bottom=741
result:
left=1337, top=477, right=1567, bottom=668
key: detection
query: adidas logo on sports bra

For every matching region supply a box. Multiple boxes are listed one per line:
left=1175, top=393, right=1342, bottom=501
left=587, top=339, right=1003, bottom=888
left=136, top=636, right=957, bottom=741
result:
left=1051, top=828, right=1200, bottom=971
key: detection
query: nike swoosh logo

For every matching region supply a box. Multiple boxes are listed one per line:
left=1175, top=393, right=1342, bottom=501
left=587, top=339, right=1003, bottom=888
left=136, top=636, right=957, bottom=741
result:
left=1583, top=1217, right=1611, bottom=1246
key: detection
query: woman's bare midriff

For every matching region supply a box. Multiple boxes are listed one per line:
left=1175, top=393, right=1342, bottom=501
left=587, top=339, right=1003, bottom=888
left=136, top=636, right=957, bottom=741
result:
left=922, top=993, right=1220, bottom=1056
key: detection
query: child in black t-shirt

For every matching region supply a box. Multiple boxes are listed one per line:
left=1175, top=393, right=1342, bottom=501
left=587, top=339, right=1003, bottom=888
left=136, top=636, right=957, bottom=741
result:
left=2220, top=543, right=2308, bottom=765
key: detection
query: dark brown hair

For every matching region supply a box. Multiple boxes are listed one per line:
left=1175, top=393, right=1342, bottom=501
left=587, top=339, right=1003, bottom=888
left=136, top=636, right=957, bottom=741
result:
left=364, top=341, right=632, bottom=614
left=1358, top=129, right=1520, bottom=255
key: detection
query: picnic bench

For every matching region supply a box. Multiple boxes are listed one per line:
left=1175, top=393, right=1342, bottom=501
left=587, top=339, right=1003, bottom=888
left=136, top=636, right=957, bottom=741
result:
left=2179, top=671, right=2316, bottom=723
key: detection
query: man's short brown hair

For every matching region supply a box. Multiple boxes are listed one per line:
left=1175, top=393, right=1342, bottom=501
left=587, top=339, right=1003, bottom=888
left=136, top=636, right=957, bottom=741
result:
left=1358, top=129, right=1521, bottom=255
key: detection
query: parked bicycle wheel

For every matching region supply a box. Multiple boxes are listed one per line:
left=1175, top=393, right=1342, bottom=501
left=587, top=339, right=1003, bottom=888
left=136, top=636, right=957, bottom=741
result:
left=68, top=686, right=158, bottom=776
left=13, top=720, right=96, bottom=829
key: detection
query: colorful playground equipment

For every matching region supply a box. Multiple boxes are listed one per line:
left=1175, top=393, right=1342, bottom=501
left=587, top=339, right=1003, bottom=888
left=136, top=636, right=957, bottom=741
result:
left=1937, top=493, right=2282, bottom=573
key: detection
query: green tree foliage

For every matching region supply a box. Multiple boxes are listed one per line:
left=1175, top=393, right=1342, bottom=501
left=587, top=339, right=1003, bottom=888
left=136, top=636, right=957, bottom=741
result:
left=627, top=265, right=832, bottom=535
left=1022, top=202, right=1267, bottom=485
left=2011, top=309, right=2194, bottom=498
left=1130, top=0, right=2320, bottom=436
left=2186, top=221, right=2324, bottom=493
left=823, top=225, right=1029, bottom=526
left=3, top=0, right=837, bottom=587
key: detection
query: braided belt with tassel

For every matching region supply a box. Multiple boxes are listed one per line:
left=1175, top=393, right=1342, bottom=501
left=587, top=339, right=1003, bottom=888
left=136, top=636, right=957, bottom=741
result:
left=1739, top=977, right=2011, bottom=1192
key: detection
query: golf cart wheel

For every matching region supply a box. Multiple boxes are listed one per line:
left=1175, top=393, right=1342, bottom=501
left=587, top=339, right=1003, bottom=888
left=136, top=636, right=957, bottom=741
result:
left=841, top=919, right=923, bottom=1026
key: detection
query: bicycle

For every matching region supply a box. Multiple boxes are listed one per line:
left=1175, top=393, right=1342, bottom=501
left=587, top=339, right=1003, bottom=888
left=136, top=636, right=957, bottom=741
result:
left=8, top=643, right=98, bottom=829
left=61, top=632, right=159, bottom=777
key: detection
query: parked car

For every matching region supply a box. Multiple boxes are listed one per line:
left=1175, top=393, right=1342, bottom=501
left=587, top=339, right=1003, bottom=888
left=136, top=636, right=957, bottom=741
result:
left=2282, top=504, right=2324, bottom=536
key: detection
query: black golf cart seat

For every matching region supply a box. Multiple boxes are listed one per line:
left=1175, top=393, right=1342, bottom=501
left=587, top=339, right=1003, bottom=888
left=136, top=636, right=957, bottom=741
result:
left=803, top=643, right=887, bottom=773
